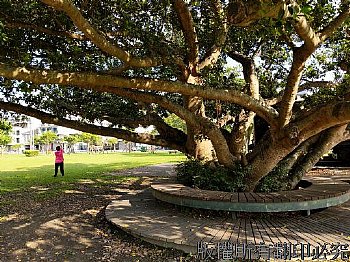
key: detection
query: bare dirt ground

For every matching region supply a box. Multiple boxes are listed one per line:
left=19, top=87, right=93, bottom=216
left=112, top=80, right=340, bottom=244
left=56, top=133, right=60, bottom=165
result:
left=0, top=176, right=193, bottom=262
left=0, top=165, right=349, bottom=262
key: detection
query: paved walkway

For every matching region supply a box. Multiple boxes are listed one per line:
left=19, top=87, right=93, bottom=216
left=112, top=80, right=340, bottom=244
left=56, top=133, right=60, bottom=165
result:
left=106, top=164, right=350, bottom=259
left=106, top=163, right=177, bottom=177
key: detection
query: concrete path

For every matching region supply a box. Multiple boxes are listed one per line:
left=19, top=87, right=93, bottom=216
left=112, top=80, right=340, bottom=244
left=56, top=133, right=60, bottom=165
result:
left=105, top=163, right=177, bottom=177
left=106, top=164, right=350, bottom=260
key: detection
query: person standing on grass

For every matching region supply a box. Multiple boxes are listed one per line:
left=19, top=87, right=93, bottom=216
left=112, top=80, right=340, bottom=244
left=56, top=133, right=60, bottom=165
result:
left=54, top=145, right=64, bottom=177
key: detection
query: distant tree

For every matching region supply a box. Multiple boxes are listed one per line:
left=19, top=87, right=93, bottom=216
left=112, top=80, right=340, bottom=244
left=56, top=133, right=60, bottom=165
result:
left=0, top=120, right=12, bottom=155
left=107, top=138, right=118, bottom=151
left=0, top=120, right=12, bottom=133
left=34, top=135, right=43, bottom=152
left=92, top=135, right=103, bottom=146
left=79, top=132, right=102, bottom=153
left=122, top=140, right=134, bottom=153
left=64, top=134, right=80, bottom=154
left=11, top=144, right=22, bottom=154
left=36, top=131, right=57, bottom=154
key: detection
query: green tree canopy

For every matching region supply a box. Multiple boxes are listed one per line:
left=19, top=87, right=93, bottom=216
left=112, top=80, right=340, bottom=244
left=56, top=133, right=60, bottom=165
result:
left=0, top=119, right=12, bottom=134
left=63, top=133, right=80, bottom=153
left=36, top=131, right=58, bottom=153
left=79, top=132, right=102, bottom=152
left=64, top=134, right=80, bottom=145
left=0, top=119, right=12, bottom=154
left=0, top=0, right=349, bottom=191
left=106, top=138, right=118, bottom=151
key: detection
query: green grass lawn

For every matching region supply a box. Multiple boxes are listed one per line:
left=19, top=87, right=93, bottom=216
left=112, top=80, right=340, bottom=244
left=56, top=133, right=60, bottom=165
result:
left=0, top=152, right=185, bottom=195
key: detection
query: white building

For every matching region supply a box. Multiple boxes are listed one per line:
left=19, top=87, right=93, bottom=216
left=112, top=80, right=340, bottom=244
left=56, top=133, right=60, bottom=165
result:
left=6, top=117, right=158, bottom=153
left=7, top=118, right=66, bottom=152
left=8, top=118, right=35, bottom=152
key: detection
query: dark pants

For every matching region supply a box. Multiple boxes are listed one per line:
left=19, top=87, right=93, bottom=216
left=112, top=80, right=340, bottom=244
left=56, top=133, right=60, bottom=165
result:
left=55, top=162, right=64, bottom=176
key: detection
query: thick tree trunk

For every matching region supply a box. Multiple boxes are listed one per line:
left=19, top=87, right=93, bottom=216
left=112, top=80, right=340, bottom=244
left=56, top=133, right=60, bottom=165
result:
left=245, top=139, right=293, bottom=191
left=231, top=111, right=255, bottom=163
left=194, top=139, right=216, bottom=162
left=255, top=135, right=319, bottom=191
left=286, top=125, right=349, bottom=189
left=247, top=125, right=350, bottom=192
left=183, top=74, right=217, bottom=163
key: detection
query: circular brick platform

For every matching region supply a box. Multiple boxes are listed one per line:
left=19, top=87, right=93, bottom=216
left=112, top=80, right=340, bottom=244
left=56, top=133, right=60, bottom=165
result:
left=106, top=188, right=350, bottom=254
left=105, top=164, right=350, bottom=257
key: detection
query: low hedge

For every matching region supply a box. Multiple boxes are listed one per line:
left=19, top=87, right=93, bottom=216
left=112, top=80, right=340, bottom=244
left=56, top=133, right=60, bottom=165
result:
left=23, top=150, right=39, bottom=157
left=176, top=160, right=248, bottom=192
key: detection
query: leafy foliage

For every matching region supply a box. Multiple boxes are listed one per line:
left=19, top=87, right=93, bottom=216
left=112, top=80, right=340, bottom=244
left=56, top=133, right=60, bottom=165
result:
left=35, top=131, right=57, bottom=145
left=0, top=120, right=12, bottom=134
left=164, top=114, right=187, bottom=133
left=80, top=132, right=102, bottom=146
left=0, top=120, right=12, bottom=151
left=176, top=160, right=249, bottom=192
left=255, top=164, right=291, bottom=193
left=23, top=150, right=39, bottom=157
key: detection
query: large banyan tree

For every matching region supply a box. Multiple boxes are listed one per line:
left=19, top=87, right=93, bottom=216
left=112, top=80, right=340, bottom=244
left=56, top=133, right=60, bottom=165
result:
left=0, top=0, right=350, bottom=191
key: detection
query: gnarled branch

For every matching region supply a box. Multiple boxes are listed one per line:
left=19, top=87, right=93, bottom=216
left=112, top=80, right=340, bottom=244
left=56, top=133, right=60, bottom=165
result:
left=0, top=63, right=279, bottom=126
left=198, top=0, right=228, bottom=71
left=295, top=101, right=350, bottom=140
left=40, top=0, right=162, bottom=68
left=0, top=100, right=187, bottom=151
left=227, top=0, right=285, bottom=26
left=319, top=4, right=350, bottom=42
left=279, top=3, right=349, bottom=127
left=173, top=0, right=199, bottom=67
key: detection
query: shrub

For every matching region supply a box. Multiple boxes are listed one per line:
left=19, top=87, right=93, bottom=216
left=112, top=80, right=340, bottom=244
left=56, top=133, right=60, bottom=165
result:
left=140, top=146, right=147, bottom=152
left=23, top=150, right=39, bottom=157
left=255, top=164, right=290, bottom=192
left=176, top=160, right=249, bottom=192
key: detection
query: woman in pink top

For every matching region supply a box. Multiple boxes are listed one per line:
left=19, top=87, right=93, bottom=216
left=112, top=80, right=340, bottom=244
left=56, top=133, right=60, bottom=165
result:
left=54, top=145, right=64, bottom=177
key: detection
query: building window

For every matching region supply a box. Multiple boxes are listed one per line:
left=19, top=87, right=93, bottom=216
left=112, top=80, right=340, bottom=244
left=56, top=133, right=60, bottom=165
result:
left=16, top=138, right=20, bottom=143
left=16, top=130, right=20, bottom=135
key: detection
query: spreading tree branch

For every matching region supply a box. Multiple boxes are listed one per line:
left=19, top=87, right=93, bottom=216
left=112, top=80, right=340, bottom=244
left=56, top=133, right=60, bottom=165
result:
left=292, top=12, right=320, bottom=48
left=227, top=51, right=260, bottom=158
left=227, top=0, right=285, bottom=26
left=286, top=124, right=349, bottom=189
left=107, top=88, right=236, bottom=166
left=142, top=112, right=188, bottom=142
left=0, top=101, right=187, bottom=151
left=295, top=101, right=350, bottom=140
left=198, top=0, right=228, bottom=71
left=40, top=0, right=162, bottom=68
left=227, top=51, right=259, bottom=98
left=319, top=4, right=350, bottom=42
left=173, top=0, right=199, bottom=67
left=279, top=3, right=349, bottom=127
left=299, top=81, right=338, bottom=92
left=0, top=63, right=279, bottom=126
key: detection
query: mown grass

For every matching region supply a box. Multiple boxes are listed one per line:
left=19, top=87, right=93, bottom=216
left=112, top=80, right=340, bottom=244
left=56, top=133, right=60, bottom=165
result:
left=0, top=152, right=185, bottom=197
